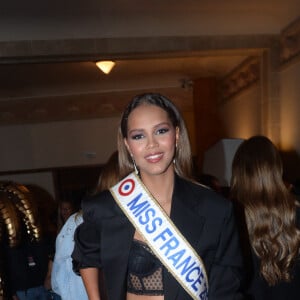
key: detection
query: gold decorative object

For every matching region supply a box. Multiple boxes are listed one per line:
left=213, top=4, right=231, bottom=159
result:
left=0, top=181, right=46, bottom=298
left=0, top=182, right=42, bottom=245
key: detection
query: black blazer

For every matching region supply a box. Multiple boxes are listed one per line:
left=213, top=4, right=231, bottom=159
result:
left=72, top=175, right=245, bottom=300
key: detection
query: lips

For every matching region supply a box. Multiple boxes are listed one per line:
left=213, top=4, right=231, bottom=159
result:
left=145, top=152, right=163, bottom=163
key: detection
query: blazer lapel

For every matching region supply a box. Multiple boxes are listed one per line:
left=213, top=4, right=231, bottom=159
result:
left=165, top=176, right=205, bottom=300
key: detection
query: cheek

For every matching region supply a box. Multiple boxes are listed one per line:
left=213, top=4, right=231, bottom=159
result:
left=126, top=140, right=144, bottom=155
left=163, top=134, right=177, bottom=150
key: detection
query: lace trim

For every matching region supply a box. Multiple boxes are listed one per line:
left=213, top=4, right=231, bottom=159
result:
left=127, top=239, right=164, bottom=295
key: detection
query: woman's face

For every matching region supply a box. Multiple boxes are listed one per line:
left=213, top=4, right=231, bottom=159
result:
left=124, top=103, right=178, bottom=177
left=60, top=201, right=74, bottom=222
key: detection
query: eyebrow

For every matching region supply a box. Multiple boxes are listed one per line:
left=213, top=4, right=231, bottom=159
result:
left=128, top=122, right=171, bottom=135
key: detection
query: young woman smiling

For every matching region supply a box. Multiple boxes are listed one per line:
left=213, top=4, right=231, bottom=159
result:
left=72, top=93, right=245, bottom=300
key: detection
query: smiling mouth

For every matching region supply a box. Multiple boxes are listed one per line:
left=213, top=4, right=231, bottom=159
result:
left=145, top=153, right=163, bottom=162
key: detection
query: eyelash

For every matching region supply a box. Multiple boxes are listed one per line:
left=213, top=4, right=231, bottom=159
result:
left=157, top=128, right=169, bottom=134
left=130, top=128, right=170, bottom=140
left=131, top=134, right=144, bottom=140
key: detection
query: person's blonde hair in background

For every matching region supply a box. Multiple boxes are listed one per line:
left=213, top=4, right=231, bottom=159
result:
left=231, top=135, right=300, bottom=299
left=93, top=150, right=119, bottom=195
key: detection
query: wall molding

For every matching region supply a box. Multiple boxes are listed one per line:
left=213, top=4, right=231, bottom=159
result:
left=219, top=56, right=260, bottom=103
left=0, top=35, right=276, bottom=63
left=280, top=17, right=300, bottom=66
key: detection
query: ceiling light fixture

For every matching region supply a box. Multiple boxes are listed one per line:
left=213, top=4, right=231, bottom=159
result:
left=95, top=60, right=115, bottom=74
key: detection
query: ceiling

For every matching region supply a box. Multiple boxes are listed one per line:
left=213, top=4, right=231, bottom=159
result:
left=0, top=0, right=299, bottom=125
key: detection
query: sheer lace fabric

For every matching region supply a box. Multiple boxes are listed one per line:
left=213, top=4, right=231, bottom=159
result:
left=127, top=239, right=164, bottom=295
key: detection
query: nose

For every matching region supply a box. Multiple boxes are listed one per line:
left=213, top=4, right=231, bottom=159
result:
left=147, top=135, right=158, bottom=149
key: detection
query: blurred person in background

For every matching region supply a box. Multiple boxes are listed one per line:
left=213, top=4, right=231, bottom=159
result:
left=231, top=135, right=300, bottom=300
left=51, top=151, right=120, bottom=300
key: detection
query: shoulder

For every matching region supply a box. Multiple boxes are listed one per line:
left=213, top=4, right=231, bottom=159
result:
left=59, top=213, right=83, bottom=233
left=56, top=214, right=80, bottom=248
left=176, top=176, right=229, bottom=204
left=82, top=190, right=112, bottom=207
left=175, top=176, right=233, bottom=215
left=81, top=190, right=121, bottom=222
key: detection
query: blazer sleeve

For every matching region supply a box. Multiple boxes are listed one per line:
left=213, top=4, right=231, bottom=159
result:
left=208, top=201, right=245, bottom=300
left=71, top=197, right=103, bottom=272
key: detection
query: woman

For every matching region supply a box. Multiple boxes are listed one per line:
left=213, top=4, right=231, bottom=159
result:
left=72, top=93, right=244, bottom=300
left=231, top=135, right=300, bottom=300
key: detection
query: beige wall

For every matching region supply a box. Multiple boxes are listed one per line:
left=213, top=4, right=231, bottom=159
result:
left=0, top=117, right=119, bottom=197
left=216, top=58, right=300, bottom=182
left=279, top=61, right=300, bottom=153
left=0, top=117, right=119, bottom=172
left=219, top=85, right=262, bottom=139
left=279, top=60, right=300, bottom=181
left=0, top=172, right=55, bottom=198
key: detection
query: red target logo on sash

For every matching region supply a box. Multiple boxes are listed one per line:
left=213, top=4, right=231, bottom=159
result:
left=118, top=178, right=135, bottom=196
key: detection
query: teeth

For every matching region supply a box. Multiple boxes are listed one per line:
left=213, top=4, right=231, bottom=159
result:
left=147, top=153, right=162, bottom=159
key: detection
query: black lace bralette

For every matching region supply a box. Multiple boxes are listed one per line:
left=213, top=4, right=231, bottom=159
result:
left=127, top=239, right=164, bottom=295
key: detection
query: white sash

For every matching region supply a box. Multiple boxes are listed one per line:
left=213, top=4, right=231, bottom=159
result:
left=110, top=172, right=208, bottom=300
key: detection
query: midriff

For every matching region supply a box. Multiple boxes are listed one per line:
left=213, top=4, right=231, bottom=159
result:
left=127, top=293, right=164, bottom=300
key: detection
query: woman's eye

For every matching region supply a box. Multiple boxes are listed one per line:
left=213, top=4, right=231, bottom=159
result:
left=156, top=128, right=169, bottom=135
left=131, top=134, right=144, bottom=140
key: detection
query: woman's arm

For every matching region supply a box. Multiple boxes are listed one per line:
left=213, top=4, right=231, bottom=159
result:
left=80, top=268, right=101, bottom=300
left=72, top=196, right=106, bottom=299
left=44, top=259, right=53, bottom=290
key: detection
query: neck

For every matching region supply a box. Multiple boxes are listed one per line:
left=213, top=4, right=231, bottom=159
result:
left=140, top=169, right=175, bottom=205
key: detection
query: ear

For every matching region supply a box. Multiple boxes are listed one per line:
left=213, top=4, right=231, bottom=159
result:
left=124, top=138, right=131, bottom=154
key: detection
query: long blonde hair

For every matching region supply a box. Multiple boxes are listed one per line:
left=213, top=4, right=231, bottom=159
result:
left=94, top=150, right=120, bottom=193
left=231, top=136, right=300, bottom=285
left=76, top=151, right=120, bottom=220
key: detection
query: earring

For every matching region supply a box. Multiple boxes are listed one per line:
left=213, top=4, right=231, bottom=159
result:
left=131, top=154, right=139, bottom=175
left=173, top=142, right=178, bottom=164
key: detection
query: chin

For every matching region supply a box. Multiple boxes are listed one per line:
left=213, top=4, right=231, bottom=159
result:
left=143, top=165, right=174, bottom=176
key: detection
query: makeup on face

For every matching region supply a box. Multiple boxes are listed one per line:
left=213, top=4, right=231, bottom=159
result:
left=125, top=104, right=177, bottom=176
